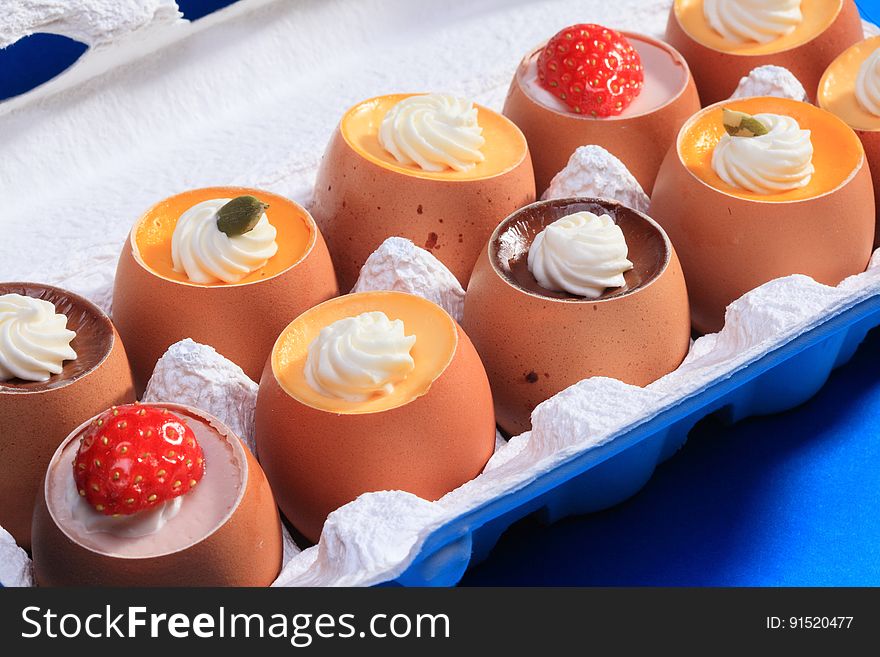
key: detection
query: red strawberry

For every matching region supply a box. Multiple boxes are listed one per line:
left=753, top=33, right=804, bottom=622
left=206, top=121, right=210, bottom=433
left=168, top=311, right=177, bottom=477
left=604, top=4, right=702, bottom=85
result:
left=537, top=23, right=644, bottom=118
left=73, top=404, right=205, bottom=516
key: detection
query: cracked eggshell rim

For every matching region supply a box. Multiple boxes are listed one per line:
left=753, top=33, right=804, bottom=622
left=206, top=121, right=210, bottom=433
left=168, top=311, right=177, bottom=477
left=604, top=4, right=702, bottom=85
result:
left=501, top=32, right=701, bottom=197
left=310, top=95, right=536, bottom=291
left=254, top=291, right=496, bottom=543
left=0, top=282, right=135, bottom=550
left=462, top=198, right=691, bottom=435
left=112, top=187, right=340, bottom=393
left=665, top=0, right=864, bottom=105
left=31, top=402, right=283, bottom=587
left=649, top=96, right=875, bottom=334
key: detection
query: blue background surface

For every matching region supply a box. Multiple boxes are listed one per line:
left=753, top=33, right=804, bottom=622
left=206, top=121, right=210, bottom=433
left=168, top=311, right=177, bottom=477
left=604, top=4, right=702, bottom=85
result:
left=463, top=328, right=880, bottom=586
left=0, top=0, right=240, bottom=101
left=2, top=0, right=880, bottom=586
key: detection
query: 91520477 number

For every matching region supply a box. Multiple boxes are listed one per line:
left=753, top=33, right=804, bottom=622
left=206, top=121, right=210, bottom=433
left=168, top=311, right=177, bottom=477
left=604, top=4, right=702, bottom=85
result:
left=766, top=616, right=854, bottom=630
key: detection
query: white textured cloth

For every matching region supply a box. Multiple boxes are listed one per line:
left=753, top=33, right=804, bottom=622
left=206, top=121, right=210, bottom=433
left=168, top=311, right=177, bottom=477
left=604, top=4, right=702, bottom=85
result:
left=730, top=65, right=808, bottom=101
left=542, top=145, right=650, bottom=213
left=352, top=237, right=465, bottom=322
left=0, top=0, right=669, bottom=303
left=0, top=0, right=180, bottom=49
left=0, top=525, right=33, bottom=587
left=142, top=338, right=259, bottom=453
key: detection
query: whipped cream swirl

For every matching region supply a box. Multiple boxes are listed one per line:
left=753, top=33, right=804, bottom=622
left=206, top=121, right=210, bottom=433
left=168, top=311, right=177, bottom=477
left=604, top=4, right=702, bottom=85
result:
left=527, top=212, right=633, bottom=299
left=304, top=311, right=416, bottom=402
left=378, top=94, right=486, bottom=172
left=67, top=474, right=183, bottom=538
left=0, top=294, right=77, bottom=382
left=171, top=198, right=279, bottom=284
left=856, top=48, right=880, bottom=117
left=704, top=0, right=803, bottom=44
left=712, top=113, right=814, bottom=194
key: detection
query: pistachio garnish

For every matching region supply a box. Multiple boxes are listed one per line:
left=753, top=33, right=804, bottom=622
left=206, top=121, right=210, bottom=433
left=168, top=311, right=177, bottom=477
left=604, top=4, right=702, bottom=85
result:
left=216, top=195, right=269, bottom=237
left=723, top=108, right=769, bottom=138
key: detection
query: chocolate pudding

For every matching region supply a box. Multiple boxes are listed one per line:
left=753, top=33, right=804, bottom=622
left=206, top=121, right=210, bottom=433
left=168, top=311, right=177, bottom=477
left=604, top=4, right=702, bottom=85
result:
left=491, top=198, right=669, bottom=301
left=0, top=283, right=113, bottom=392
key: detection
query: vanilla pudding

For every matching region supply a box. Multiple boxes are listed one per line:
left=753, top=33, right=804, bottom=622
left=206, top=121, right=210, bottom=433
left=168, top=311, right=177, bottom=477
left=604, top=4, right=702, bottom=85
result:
left=46, top=406, right=243, bottom=558
left=665, top=0, right=864, bottom=104
left=520, top=36, right=689, bottom=118
left=819, top=37, right=880, bottom=245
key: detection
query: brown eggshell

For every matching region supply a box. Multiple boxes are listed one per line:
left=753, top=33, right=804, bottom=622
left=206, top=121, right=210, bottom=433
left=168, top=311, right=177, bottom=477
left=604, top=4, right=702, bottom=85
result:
left=649, top=101, right=875, bottom=335
left=665, top=0, right=864, bottom=105
left=501, top=32, right=701, bottom=196
left=815, top=37, right=880, bottom=248
left=32, top=403, right=282, bottom=587
left=255, top=292, right=496, bottom=543
left=112, top=187, right=339, bottom=393
left=0, top=283, right=135, bottom=550
left=857, top=129, right=880, bottom=247
left=462, top=199, right=691, bottom=436
left=310, top=99, right=536, bottom=291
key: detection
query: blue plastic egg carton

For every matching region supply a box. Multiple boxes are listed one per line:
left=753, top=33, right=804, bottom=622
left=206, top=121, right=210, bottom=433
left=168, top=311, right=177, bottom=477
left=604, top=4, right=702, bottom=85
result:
left=384, top=0, right=880, bottom=589
left=393, top=291, right=880, bottom=585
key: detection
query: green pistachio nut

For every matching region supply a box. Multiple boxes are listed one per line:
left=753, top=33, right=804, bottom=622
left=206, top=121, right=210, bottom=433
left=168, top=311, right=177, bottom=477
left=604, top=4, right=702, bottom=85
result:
left=722, top=108, right=769, bottom=138
left=216, top=195, right=269, bottom=237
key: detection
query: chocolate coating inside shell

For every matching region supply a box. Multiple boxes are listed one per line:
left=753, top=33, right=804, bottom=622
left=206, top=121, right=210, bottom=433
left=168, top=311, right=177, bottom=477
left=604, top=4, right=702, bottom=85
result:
left=0, top=283, right=113, bottom=392
left=491, top=198, right=669, bottom=301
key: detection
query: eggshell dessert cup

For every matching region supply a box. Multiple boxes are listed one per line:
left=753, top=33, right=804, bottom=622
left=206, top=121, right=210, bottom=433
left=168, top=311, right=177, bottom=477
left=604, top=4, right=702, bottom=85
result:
left=818, top=36, right=880, bottom=247
left=310, top=94, right=536, bottom=291
left=501, top=32, right=700, bottom=196
left=31, top=403, right=282, bottom=587
left=462, top=198, right=691, bottom=436
left=665, top=0, right=864, bottom=105
left=113, top=187, right=339, bottom=392
left=255, top=291, right=496, bottom=543
left=649, top=97, right=874, bottom=335
left=0, top=282, right=135, bottom=550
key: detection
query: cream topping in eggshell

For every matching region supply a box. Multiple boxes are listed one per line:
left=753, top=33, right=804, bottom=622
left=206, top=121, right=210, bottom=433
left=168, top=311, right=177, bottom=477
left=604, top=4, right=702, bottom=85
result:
left=527, top=211, right=634, bottom=299
left=0, top=294, right=77, bottom=382
left=704, top=0, right=803, bottom=44
left=855, top=47, right=880, bottom=117
left=67, top=481, right=183, bottom=538
left=171, top=198, right=279, bottom=284
left=378, top=94, right=485, bottom=172
left=304, top=311, right=416, bottom=402
left=711, top=112, right=814, bottom=194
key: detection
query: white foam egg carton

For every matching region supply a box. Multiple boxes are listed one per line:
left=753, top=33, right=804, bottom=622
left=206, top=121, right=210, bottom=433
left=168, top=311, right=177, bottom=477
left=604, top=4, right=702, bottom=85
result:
left=2, top=0, right=879, bottom=587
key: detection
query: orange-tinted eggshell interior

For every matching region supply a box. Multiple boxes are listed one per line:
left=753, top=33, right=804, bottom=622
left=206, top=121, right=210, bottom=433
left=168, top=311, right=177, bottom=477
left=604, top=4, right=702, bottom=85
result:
left=273, top=291, right=456, bottom=414
left=674, top=0, right=843, bottom=55
left=680, top=96, right=863, bottom=202
left=649, top=97, right=874, bottom=334
left=256, top=291, right=496, bottom=542
left=818, top=36, right=880, bottom=132
left=135, top=187, right=313, bottom=285
left=342, top=94, right=527, bottom=181
left=113, top=187, right=340, bottom=390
